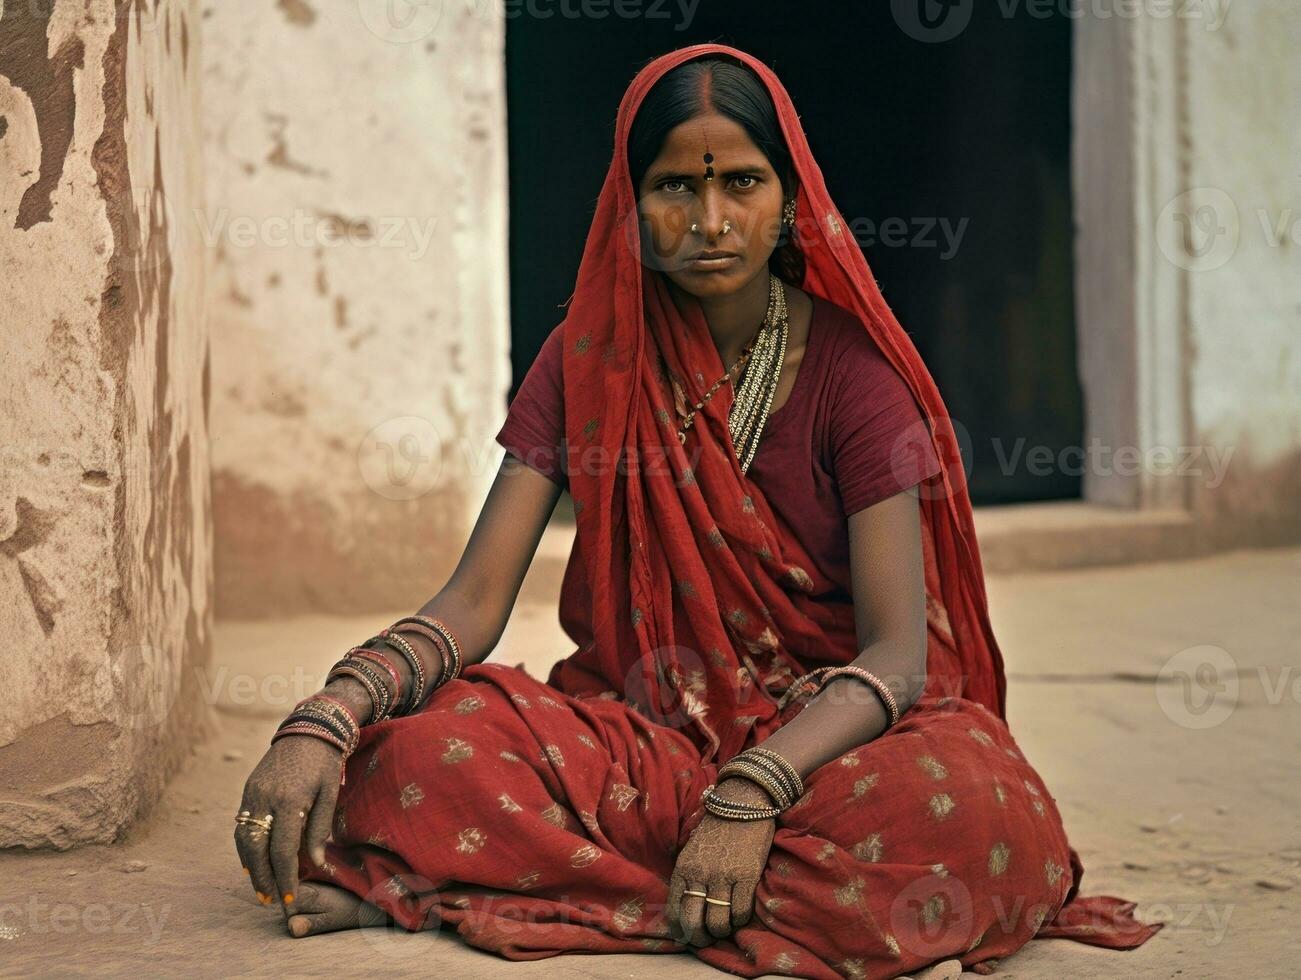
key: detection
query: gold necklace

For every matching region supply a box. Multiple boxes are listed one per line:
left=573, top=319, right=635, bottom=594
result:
left=729, top=275, right=789, bottom=472
left=668, top=274, right=789, bottom=465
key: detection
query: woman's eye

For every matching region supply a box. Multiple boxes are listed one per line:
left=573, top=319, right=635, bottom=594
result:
left=732, top=175, right=756, bottom=189
left=663, top=180, right=687, bottom=193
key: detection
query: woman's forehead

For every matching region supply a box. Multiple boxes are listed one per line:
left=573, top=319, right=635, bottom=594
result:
left=653, top=113, right=766, bottom=165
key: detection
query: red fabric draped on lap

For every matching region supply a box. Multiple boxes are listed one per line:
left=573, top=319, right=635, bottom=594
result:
left=541, top=42, right=1161, bottom=953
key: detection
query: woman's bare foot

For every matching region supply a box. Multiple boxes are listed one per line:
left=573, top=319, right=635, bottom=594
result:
left=286, top=882, right=388, bottom=937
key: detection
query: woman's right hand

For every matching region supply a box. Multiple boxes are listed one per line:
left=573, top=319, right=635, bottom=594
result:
left=233, top=734, right=344, bottom=915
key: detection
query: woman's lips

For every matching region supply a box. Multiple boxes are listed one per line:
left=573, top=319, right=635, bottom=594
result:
left=685, top=254, right=741, bottom=271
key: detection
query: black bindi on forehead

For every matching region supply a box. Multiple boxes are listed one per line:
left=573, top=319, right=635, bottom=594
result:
left=702, top=127, right=714, bottom=181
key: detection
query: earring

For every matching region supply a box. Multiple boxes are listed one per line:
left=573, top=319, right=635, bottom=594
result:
left=691, top=223, right=699, bottom=233
left=721, top=220, right=732, bottom=236
left=782, top=199, right=797, bottom=227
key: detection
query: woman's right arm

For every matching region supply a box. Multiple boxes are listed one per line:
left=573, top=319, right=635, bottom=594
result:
left=236, top=452, right=564, bottom=914
left=324, top=451, right=565, bottom=723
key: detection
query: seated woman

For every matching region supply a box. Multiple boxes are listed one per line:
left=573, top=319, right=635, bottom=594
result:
left=233, top=43, right=1162, bottom=979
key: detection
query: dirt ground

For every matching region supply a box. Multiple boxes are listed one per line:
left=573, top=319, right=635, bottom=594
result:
left=2, top=545, right=1297, bottom=979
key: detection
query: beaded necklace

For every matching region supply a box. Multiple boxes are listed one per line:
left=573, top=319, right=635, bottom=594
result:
left=667, top=274, right=790, bottom=473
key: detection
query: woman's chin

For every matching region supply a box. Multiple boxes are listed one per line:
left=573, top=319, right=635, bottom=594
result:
left=664, top=264, right=756, bottom=299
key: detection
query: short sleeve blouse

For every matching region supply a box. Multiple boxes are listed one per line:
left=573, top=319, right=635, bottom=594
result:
left=494, top=293, right=942, bottom=598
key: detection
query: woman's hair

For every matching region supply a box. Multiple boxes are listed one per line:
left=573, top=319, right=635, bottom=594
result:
left=628, top=55, right=805, bottom=284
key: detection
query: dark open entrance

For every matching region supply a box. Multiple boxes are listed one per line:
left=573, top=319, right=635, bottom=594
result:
left=506, top=4, right=1078, bottom=504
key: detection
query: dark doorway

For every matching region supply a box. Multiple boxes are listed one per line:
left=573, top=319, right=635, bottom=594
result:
left=505, top=2, right=1079, bottom=504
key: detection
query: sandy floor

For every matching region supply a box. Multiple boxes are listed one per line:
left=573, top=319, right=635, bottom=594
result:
left=2, top=544, right=1297, bottom=979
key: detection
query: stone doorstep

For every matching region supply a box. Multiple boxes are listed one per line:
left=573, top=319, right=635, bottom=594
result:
left=973, top=500, right=1200, bottom=573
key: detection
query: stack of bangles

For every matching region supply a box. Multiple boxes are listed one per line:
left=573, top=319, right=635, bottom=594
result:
left=774, top=664, right=901, bottom=726
left=271, top=694, right=361, bottom=782
left=702, top=665, right=901, bottom=822
left=271, top=615, right=464, bottom=782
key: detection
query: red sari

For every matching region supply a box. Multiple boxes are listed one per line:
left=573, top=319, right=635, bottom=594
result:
left=302, top=43, right=1162, bottom=978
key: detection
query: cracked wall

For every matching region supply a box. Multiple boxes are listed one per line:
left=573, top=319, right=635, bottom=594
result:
left=200, top=1, right=510, bottom=619
left=0, top=0, right=212, bottom=848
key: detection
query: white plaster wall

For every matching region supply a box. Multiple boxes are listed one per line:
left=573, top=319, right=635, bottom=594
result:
left=1181, top=5, right=1300, bottom=473
left=0, top=0, right=212, bottom=848
left=200, top=0, right=510, bottom=618
left=1075, top=2, right=1300, bottom=542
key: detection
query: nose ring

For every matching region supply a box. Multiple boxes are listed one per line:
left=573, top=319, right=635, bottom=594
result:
left=689, top=221, right=732, bottom=235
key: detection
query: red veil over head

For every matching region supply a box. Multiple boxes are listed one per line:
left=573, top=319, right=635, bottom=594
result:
left=549, top=42, right=1003, bottom=767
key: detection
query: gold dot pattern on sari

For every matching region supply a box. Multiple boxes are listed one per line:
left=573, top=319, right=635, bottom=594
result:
left=455, top=694, right=485, bottom=714
left=540, top=801, right=567, bottom=828
left=851, top=772, right=880, bottom=798
left=988, top=841, right=1011, bottom=876
left=928, top=791, right=957, bottom=820
left=455, top=827, right=485, bottom=855
left=306, top=668, right=1081, bottom=978
left=851, top=833, right=884, bottom=863
left=542, top=743, right=565, bottom=767
left=612, top=896, right=644, bottom=932
left=833, top=876, right=867, bottom=907
left=1045, top=858, right=1066, bottom=887
left=916, top=754, right=949, bottom=780
left=441, top=737, right=473, bottom=764
left=920, top=892, right=947, bottom=925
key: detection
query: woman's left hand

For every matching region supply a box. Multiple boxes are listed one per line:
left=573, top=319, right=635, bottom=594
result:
left=667, top=778, right=778, bottom=946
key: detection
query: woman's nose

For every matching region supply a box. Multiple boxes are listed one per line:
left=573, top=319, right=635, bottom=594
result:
left=696, top=193, right=731, bottom=239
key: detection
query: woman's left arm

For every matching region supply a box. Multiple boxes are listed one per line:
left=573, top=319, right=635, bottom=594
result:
left=755, top=482, right=930, bottom=775
left=667, top=485, right=930, bottom=946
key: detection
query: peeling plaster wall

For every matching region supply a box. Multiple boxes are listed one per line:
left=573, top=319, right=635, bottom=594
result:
left=201, top=2, right=510, bottom=619
left=0, top=0, right=212, bottom=848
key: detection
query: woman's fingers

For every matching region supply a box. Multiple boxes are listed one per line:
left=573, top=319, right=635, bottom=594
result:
left=269, top=806, right=309, bottom=911
left=702, top=883, right=733, bottom=940
left=233, top=804, right=278, bottom=906
left=664, top=874, right=687, bottom=941
left=677, top=880, right=711, bottom=946
left=730, top=877, right=757, bottom=930
left=304, top=777, right=340, bottom=868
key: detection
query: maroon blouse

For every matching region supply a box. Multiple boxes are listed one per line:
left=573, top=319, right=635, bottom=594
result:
left=495, top=293, right=942, bottom=602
